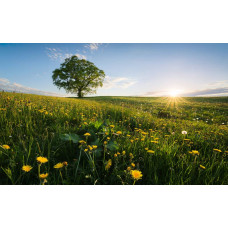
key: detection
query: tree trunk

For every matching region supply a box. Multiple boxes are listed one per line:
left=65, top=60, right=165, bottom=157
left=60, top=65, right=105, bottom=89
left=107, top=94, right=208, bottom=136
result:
left=78, top=90, right=83, bottom=98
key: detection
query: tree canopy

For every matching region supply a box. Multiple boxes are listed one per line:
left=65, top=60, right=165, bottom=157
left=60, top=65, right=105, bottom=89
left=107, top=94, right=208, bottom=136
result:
left=52, top=56, right=105, bottom=97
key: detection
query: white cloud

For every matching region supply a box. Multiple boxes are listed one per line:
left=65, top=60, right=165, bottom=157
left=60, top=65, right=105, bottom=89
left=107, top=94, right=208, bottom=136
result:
left=84, top=43, right=101, bottom=51
left=0, top=77, right=65, bottom=97
left=0, top=78, right=10, bottom=84
left=46, top=48, right=86, bottom=61
left=103, top=76, right=137, bottom=89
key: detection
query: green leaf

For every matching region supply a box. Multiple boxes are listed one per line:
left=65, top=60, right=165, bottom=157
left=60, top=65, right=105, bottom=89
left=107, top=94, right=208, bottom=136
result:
left=107, top=141, right=119, bottom=152
left=60, top=133, right=81, bottom=143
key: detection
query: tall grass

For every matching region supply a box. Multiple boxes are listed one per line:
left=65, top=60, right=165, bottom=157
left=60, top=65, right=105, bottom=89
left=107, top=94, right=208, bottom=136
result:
left=0, top=92, right=227, bottom=184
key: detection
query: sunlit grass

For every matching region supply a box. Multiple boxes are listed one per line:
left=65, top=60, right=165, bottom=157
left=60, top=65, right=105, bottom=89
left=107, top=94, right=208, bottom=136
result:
left=0, top=92, right=227, bottom=185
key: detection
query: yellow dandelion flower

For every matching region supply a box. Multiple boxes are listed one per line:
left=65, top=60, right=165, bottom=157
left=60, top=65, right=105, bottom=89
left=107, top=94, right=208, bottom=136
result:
left=129, top=153, right=133, bottom=158
left=145, top=148, right=148, bottom=151
left=39, top=173, right=48, bottom=179
left=54, top=163, right=64, bottom=169
left=122, top=151, right=126, bottom=155
left=110, top=125, right=115, bottom=128
left=92, top=145, right=97, bottom=149
left=22, top=165, right=33, bottom=172
left=130, top=139, right=134, bottom=143
left=105, top=159, right=112, bottom=171
left=104, top=141, right=107, bottom=145
left=213, top=149, right=222, bottom=153
left=2, top=145, right=10, bottom=150
left=79, top=140, right=86, bottom=144
left=84, top=149, right=88, bottom=152
left=131, top=170, right=143, bottom=180
left=148, top=150, right=155, bottom=154
left=131, top=163, right=135, bottom=168
left=114, top=153, right=118, bottom=158
left=200, top=165, right=206, bottom=169
left=84, top=133, right=91, bottom=137
left=116, top=131, right=122, bottom=135
left=189, top=150, right=199, bottom=155
left=62, top=161, right=68, bottom=166
left=127, top=166, right=131, bottom=171
left=107, top=137, right=110, bottom=140
left=36, top=156, right=48, bottom=164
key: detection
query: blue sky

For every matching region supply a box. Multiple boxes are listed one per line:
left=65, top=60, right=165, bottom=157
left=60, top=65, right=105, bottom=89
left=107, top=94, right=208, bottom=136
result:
left=0, top=43, right=228, bottom=97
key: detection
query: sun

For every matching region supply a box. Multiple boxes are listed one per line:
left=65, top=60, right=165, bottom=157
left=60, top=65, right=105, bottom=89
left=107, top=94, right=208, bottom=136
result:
left=169, top=90, right=181, bottom=97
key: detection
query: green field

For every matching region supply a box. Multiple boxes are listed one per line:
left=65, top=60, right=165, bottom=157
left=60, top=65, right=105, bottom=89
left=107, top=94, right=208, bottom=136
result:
left=0, top=92, right=227, bottom=184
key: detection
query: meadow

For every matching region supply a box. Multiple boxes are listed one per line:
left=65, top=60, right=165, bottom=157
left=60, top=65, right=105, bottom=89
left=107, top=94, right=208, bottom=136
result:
left=0, top=92, right=227, bottom=185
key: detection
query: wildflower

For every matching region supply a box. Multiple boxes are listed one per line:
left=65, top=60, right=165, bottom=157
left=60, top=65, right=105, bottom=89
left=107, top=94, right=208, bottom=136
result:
left=131, top=163, right=135, bottom=168
left=148, top=150, right=155, bottom=154
left=84, top=122, right=88, bottom=125
left=84, top=149, right=88, bottom=152
left=114, top=153, right=118, bottom=158
left=151, top=141, right=158, bottom=143
left=184, top=139, right=190, bottom=141
left=129, top=153, right=133, bottom=158
left=62, top=161, right=68, bottom=166
left=130, top=140, right=134, bottom=143
left=127, top=166, right=131, bottom=171
left=88, top=145, right=93, bottom=151
left=213, top=149, right=222, bottom=153
left=189, top=150, right=199, bottom=155
left=54, top=163, right=64, bottom=169
left=117, top=152, right=120, bottom=155
left=200, top=165, right=206, bottom=169
left=37, top=156, right=48, bottom=164
left=110, top=125, right=115, bottom=128
left=107, top=137, right=110, bottom=140
left=145, top=148, right=148, bottom=151
left=2, top=145, right=10, bottom=150
left=39, top=173, right=48, bottom=179
left=131, top=170, right=143, bottom=180
left=105, top=159, right=112, bottom=170
left=122, top=151, right=126, bottom=155
left=22, top=165, right=33, bottom=172
left=182, top=131, right=187, bottom=135
left=92, top=145, right=97, bottom=149
left=116, top=131, right=122, bottom=135
left=127, top=134, right=131, bottom=137
left=104, top=141, right=107, bottom=145
left=84, top=133, right=91, bottom=137
left=79, top=140, right=86, bottom=144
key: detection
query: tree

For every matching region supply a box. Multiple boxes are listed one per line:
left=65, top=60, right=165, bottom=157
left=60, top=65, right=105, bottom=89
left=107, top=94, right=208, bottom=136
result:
left=52, top=56, right=105, bottom=98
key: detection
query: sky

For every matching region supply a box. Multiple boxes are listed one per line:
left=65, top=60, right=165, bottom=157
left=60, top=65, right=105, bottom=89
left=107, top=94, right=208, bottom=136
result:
left=0, top=43, right=228, bottom=97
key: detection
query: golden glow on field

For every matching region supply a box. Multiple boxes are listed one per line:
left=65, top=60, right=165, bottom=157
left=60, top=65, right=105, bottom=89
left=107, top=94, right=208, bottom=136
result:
left=169, top=90, right=181, bottom=97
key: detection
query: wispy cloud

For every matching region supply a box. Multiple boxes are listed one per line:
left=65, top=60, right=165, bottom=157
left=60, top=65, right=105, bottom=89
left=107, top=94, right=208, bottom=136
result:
left=0, top=77, right=65, bottom=97
left=142, top=80, right=228, bottom=97
left=103, top=76, right=137, bottom=89
left=84, top=43, right=101, bottom=51
left=46, top=48, right=86, bottom=62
